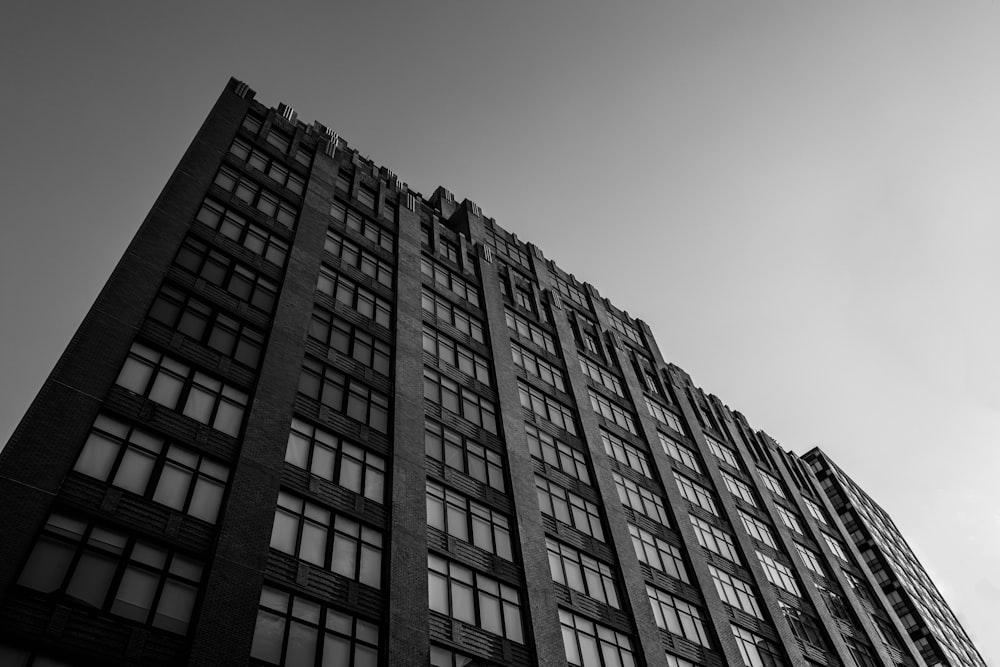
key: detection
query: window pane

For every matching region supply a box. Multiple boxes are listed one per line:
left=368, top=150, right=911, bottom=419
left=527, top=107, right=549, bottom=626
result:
left=111, top=566, right=159, bottom=622
left=152, top=463, right=191, bottom=511
left=65, top=552, right=118, bottom=608
left=74, top=433, right=118, bottom=480
left=285, top=621, right=317, bottom=667
left=188, top=478, right=225, bottom=523
left=113, top=448, right=157, bottom=494
left=251, top=609, right=285, bottom=663
left=322, top=635, right=351, bottom=667
left=17, top=538, right=74, bottom=592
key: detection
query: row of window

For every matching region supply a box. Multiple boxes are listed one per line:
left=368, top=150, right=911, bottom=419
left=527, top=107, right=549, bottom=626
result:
left=560, top=608, right=635, bottom=667
left=705, top=435, right=739, bottom=469
left=422, top=287, right=485, bottom=345
left=284, top=417, right=385, bottom=502
left=722, top=471, right=758, bottom=508
left=526, top=424, right=591, bottom=484
left=229, top=138, right=306, bottom=195
left=324, top=230, right=394, bottom=288
left=196, top=198, right=289, bottom=267
left=330, top=202, right=395, bottom=253
left=590, top=391, right=637, bottom=434
left=579, top=357, right=624, bottom=397
left=426, top=419, right=506, bottom=491
left=214, top=166, right=297, bottom=228
left=547, top=537, right=620, bottom=608
left=511, top=341, right=566, bottom=391
left=175, top=237, right=279, bottom=313
left=710, top=566, right=763, bottom=619
left=309, top=307, right=391, bottom=376
left=424, top=368, right=498, bottom=434
left=422, top=257, right=480, bottom=308
left=676, top=473, right=719, bottom=516
left=424, top=325, right=491, bottom=385
left=615, top=473, right=670, bottom=526
left=739, top=510, right=778, bottom=549
left=486, top=228, right=531, bottom=270
left=427, top=481, right=512, bottom=560
left=609, top=315, right=643, bottom=345
left=519, top=382, right=577, bottom=435
left=555, top=277, right=589, bottom=309
left=690, top=515, right=740, bottom=563
left=535, top=476, right=604, bottom=540
left=428, top=554, right=523, bottom=642
left=316, top=265, right=392, bottom=328
left=644, top=397, right=684, bottom=434
left=299, top=357, right=389, bottom=433
left=505, top=307, right=556, bottom=353
left=629, top=523, right=689, bottom=583
left=757, top=551, right=800, bottom=596
left=602, top=429, right=652, bottom=478
left=659, top=433, right=701, bottom=473
left=647, top=585, right=710, bottom=646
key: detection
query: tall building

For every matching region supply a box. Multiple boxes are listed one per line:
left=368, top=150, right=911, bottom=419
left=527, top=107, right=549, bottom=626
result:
left=0, top=78, right=983, bottom=667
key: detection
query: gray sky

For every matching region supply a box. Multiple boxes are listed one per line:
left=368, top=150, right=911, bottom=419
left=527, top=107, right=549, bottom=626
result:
left=2, top=1, right=997, bottom=660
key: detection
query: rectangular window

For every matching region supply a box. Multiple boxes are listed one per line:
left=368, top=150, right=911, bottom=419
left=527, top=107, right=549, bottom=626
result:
left=738, top=511, right=778, bottom=549
left=426, top=420, right=505, bottom=491
left=428, top=554, right=523, bottom=642
left=330, top=202, right=395, bottom=253
left=689, top=516, right=740, bottom=563
left=505, top=307, right=556, bottom=354
left=73, top=414, right=230, bottom=523
left=316, top=265, right=392, bottom=328
left=519, top=382, right=577, bottom=435
left=816, top=585, right=851, bottom=622
left=174, top=237, right=278, bottom=313
left=644, top=397, right=684, bottom=434
left=555, top=278, right=588, bottom=308
left=590, top=391, right=637, bottom=434
left=264, top=128, right=291, bottom=154
left=298, top=358, right=389, bottom=433
left=213, top=165, right=297, bottom=227
left=629, top=524, right=689, bottom=583
left=535, top=475, right=604, bottom=540
left=547, top=538, right=620, bottom=608
left=228, top=138, right=306, bottom=195
left=324, top=230, right=394, bottom=288
left=675, top=474, right=719, bottom=516
left=439, top=237, right=459, bottom=263
left=309, top=308, right=391, bottom=376
left=646, top=585, right=711, bottom=647
left=116, top=343, right=247, bottom=437
left=722, top=471, right=758, bottom=507
left=560, top=609, right=636, bottom=667
left=195, top=198, right=289, bottom=266
left=705, top=435, right=739, bottom=469
left=241, top=113, right=263, bottom=136
left=579, top=357, right=624, bottom=397
left=615, top=473, right=670, bottom=526
left=357, top=184, right=377, bottom=210
left=658, top=433, right=701, bottom=473
left=526, top=424, right=590, bottom=484
left=780, top=601, right=826, bottom=649
left=269, top=491, right=382, bottom=587
left=511, top=342, right=565, bottom=391
left=149, top=284, right=264, bottom=369
left=426, top=481, right=512, bottom=560
left=285, top=417, right=385, bottom=502
left=423, top=326, right=491, bottom=385
left=335, top=169, right=352, bottom=195
left=803, top=497, right=829, bottom=526
left=732, top=625, right=787, bottom=667
left=758, top=469, right=787, bottom=498
left=775, top=505, right=804, bottom=536
left=602, top=430, right=652, bottom=478
left=421, top=257, right=480, bottom=307
left=251, top=586, right=379, bottom=667
left=17, top=512, right=203, bottom=635
left=823, top=533, right=851, bottom=563
left=795, top=543, right=826, bottom=576
left=424, top=368, right=497, bottom=433
left=756, top=551, right=801, bottom=596
left=609, top=315, right=643, bottom=345
left=486, top=228, right=532, bottom=269
left=513, top=285, right=534, bottom=314
left=422, top=288, right=485, bottom=343
left=709, top=566, right=763, bottom=619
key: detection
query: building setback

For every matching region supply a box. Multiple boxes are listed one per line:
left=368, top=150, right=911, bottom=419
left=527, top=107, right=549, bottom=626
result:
left=0, top=78, right=984, bottom=667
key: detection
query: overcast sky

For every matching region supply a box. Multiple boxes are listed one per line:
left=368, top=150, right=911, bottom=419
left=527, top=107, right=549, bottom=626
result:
left=1, top=1, right=997, bottom=661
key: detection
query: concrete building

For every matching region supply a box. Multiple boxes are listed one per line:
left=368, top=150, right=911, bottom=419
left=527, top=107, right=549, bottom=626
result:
left=0, top=78, right=982, bottom=666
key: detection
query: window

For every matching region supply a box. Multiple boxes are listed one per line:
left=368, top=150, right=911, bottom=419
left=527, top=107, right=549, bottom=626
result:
left=844, top=571, right=873, bottom=603
left=559, top=609, right=636, bottom=667
left=426, top=481, right=512, bottom=559
left=513, top=284, right=534, bottom=313
left=505, top=307, right=556, bottom=353
left=241, top=113, right=263, bottom=136
left=846, top=640, right=879, bottom=667
left=324, top=230, right=394, bottom=288
left=644, top=397, right=683, bottom=434
left=439, top=236, right=460, bottom=263
left=738, top=511, right=778, bottom=549
left=429, top=645, right=478, bottom=667
left=602, top=430, right=652, bottom=478
left=675, top=474, right=719, bottom=516
left=629, top=524, right=689, bottom=583
left=526, top=424, right=590, bottom=484
left=428, top=554, right=523, bottom=642
left=519, top=382, right=577, bottom=434
left=758, top=469, right=786, bottom=498
left=285, top=417, right=385, bottom=502
left=74, top=414, right=230, bottom=523
left=665, top=655, right=698, bottom=667
left=775, top=505, right=804, bottom=536
left=423, top=326, right=491, bottom=385
left=422, top=288, right=485, bottom=343
left=174, top=237, right=279, bottom=312
left=426, top=420, right=505, bottom=491
left=646, top=585, right=711, bottom=647
left=795, top=543, right=826, bottom=576
left=228, top=138, right=305, bottom=195
left=756, top=552, right=801, bottom=596
left=316, top=265, right=392, bottom=328
left=357, top=184, right=377, bottom=210
left=816, top=585, right=851, bottom=622
left=422, top=257, right=480, bottom=307
left=486, top=228, right=531, bottom=269
left=308, top=308, right=391, bottom=376
left=330, top=202, right=395, bottom=253
left=264, top=128, right=291, bottom=154
left=579, top=357, right=624, bottom=397
left=17, top=512, right=202, bottom=634
left=269, top=491, right=382, bottom=587
left=710, top=566, right=763, bottom=619
left=251, top=586, right=378, bottom=667
left=732, top=625, right=787, bottom=667
left=780, top=601, right=826, bottom=648
left=705, top=435, right=739, bottom=469
left=298, top=358, right=390, bottom=433
left=658, top=433, right=701, bottom=473
left=823, top=533, right=851, bottom=563
left=511, top=342, right=565, bottom=391
left=614, top=473, right=670, bottom=526
left=116, top=343, right=247, bottom=437
left=195, top=198, right=289, bottom=266
left=609, top=315, right=643, bottom=345
left=213, top=165, right=297, bottom=227
left=689, top=516, right=740, bottom=563
left=535, top=476, right=604, bottom=540
left=721, top=471, right=758, bottom=507
left=334, top=169, right=352, bottom=195
left=547, top=538, right=620, bottom=607
left=424, top=368, right=497, bottom=433
left=803, top=497, right=829, bottom=526
left=555, top=277, right=588, bottom=308
left=590, top=391, right=637, bottom=434
left=149, top=284, right=265, bottom=368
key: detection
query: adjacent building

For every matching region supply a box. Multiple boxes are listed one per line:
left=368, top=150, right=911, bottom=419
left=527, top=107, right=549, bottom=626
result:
left=0, top=78, right=984, bottom=667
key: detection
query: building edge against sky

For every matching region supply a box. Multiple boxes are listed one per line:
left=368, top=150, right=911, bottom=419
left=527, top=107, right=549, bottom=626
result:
left=0, top=78, right=986, bottom=666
